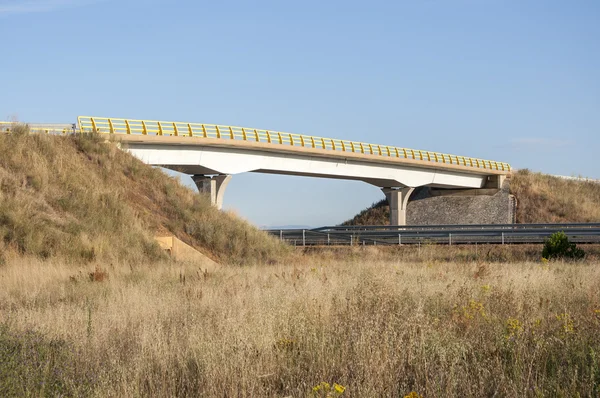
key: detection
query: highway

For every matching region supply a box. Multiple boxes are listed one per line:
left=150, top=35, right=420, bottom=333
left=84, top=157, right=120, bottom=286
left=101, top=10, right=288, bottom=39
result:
left=264, top=223, right=600, bottom=246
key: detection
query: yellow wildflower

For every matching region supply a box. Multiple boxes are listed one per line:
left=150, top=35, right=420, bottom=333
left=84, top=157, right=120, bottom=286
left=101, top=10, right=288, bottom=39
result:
left=334, top=383, right=345, bottom=394
left=311, top=381, right=345, bottom=396
left=556, top=313, right=575, bottom=335
left=274, top=338, right=297, bottom=352
left=505, top=317, right=523, bottom=340
left=462, top=299, right=487, bottom=320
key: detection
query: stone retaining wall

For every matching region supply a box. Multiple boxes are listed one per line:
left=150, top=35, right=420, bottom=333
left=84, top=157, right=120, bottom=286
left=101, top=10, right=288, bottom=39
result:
left=406, top=180, right=513, bottom=225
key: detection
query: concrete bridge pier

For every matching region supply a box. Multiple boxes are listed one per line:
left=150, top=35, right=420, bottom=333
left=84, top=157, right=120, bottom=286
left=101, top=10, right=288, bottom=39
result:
left=192, top=174, right=232, bottom=210
left=383, top=187, right=415, bottom=226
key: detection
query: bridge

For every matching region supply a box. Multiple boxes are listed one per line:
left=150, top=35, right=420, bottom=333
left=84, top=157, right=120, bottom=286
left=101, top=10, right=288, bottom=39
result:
left=2, top=117, right=512, bottom=225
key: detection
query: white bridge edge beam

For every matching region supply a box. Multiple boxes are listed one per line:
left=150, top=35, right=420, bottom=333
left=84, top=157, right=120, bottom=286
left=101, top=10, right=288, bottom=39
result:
left=126, top=146, right=489, bottom=189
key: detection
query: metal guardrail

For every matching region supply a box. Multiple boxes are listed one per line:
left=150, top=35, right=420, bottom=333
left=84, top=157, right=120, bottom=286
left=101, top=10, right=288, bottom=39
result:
left=265, top=223, right=600, bottom=246
left=76, top=116, right=512, bottom=172
left=313, top=223, right=600, bottom=232
left=0, top=122, right=75, bottom=135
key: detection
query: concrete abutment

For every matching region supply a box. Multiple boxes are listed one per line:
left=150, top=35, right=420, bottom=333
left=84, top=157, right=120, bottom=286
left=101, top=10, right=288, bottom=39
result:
left=381, top=177, right=512, bottom=226
left=405, top=179, right=513, bottom=225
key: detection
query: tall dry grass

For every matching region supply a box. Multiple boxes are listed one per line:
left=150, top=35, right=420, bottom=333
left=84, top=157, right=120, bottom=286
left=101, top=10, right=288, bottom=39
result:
left=0, top=127, right=287, bottom=265
left=341, top=199, right=388, bottom=226
left=1, top=254, right=599, bottom=397
left=511, top=169, right=600, bottom=223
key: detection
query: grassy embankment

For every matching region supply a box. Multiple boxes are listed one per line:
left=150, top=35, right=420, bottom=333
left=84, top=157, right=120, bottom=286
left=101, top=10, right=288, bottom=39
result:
left=1, top=127, right=599, bottom=396
left=343, top=170, right=600, bottom=225
left=0, top=126, right=287, bottom=266
left=511, top=170, right=600, bottom=223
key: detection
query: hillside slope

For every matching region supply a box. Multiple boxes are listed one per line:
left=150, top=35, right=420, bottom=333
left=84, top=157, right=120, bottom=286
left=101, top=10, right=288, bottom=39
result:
left=0, top=127, right=287, bottom=264
left=343, top=170, right=600, bottom=225
left=510, top=170, right=600, bottom=223
left=342, top=199, right=389, bottom=226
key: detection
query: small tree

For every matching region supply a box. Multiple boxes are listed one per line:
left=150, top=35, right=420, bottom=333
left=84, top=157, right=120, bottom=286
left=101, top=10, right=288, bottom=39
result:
left=542, top=231, right=585, bottom=260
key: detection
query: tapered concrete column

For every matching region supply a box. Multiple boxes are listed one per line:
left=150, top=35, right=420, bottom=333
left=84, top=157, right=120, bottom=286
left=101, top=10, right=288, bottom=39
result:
left=192, top=174, right=232, bottom=210
left=382, top=187, right=415, bottom=226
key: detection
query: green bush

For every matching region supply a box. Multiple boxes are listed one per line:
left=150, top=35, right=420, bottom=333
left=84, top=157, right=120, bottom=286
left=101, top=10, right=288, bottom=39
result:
left=542, top=231, right=585, bottom=260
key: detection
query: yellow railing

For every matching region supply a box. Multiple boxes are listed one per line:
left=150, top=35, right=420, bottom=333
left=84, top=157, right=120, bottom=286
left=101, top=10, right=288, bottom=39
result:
left=78, top=116, right=511, bottom=171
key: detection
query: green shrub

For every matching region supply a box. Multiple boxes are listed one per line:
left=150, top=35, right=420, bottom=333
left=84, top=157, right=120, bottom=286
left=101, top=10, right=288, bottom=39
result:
left=542, top=231, right=585, bottom=260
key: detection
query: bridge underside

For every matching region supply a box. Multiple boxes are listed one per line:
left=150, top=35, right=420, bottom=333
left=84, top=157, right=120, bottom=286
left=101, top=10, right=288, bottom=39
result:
left=124, top=142, right=505, bottom=226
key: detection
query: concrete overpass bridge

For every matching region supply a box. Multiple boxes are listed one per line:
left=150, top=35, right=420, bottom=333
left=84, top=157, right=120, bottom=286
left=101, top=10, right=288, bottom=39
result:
left=2, top=117, right=512, bottom=225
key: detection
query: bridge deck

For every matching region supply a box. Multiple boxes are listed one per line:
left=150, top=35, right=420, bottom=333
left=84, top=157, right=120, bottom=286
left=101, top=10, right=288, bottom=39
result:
left=77, top=116, right=511, bottom=175
left=118, top=134, right=509, bottom=176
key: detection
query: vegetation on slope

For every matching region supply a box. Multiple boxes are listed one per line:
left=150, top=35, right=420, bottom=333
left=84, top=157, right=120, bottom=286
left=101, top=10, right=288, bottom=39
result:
left=0, top=126, right=287, bottom=265
left=511, top=169, right=600, bottom=223
left=343, top=169, right=600, bottom=225
left=342, top=199, right=388, bottom=226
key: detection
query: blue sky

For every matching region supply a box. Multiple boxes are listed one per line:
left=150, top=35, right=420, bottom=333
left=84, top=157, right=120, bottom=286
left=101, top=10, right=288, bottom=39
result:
left=1, top=0, right=598, bottom=227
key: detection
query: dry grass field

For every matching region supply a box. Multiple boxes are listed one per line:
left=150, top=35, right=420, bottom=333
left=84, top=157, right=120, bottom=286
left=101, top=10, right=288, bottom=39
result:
left=1, top=250, right=599, bottom=397
left=1, top=127, right=600, bottom=397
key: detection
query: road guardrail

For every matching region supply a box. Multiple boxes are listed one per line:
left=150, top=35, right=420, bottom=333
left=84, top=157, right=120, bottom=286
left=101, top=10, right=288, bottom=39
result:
left=265, top=223, right=600, bottom=246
